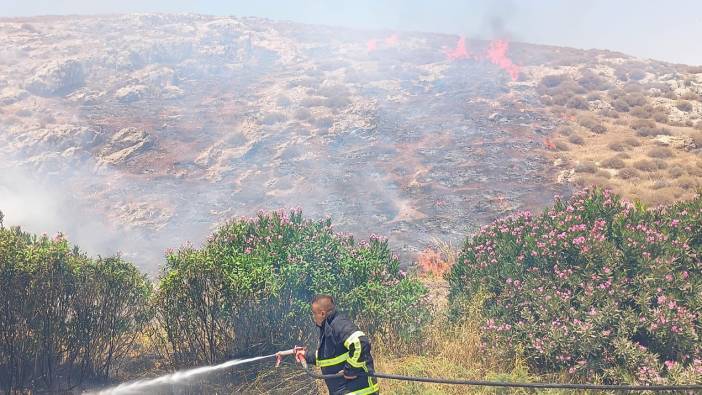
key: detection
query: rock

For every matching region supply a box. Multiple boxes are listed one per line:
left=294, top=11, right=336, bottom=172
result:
left=100, top=127, right=152, bottom=164
left=652, top=135, right=696, bottom=151
left=25, top=59, right=84, bottom=96
left=0, top=87, right=29, bottom=105
left=115, top=84, right=149, bottom=102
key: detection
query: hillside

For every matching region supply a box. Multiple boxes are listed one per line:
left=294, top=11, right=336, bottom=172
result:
left=1, top=13, right=701, bottom=271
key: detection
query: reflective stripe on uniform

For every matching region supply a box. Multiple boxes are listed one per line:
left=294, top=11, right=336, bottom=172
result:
left=347, top=375, right=379, bottom=395
left=316, top=351, right=349, bottom=367
left=343, top=330, right=366, bottom=368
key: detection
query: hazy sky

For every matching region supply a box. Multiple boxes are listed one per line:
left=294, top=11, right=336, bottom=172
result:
left=2, top=0, right=701, bottom=65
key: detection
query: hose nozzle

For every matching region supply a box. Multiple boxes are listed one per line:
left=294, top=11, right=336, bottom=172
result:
left=275, top=346, right=304, bottom=367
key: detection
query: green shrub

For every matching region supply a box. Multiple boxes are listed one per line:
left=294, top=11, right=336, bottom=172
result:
left=448, top=188, right=702, bottom=384
left=153, top=209, right=429, bottom=367
left=0, top=220, right=151, bottom=391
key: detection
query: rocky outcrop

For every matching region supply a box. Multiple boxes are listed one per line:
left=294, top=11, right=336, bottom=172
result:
left=25, top=59, right=84, bottom=96
left=99, top=127, right=152, bottom=164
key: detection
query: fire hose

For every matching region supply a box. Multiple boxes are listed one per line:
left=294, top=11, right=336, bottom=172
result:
left=274, top=347, right=702, bottom=392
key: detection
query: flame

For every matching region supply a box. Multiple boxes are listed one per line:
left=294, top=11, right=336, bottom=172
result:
left=384, top=33, right=399, bottom=46
left=486, top=39, right=520, bottom=81
left=367, top=39, right=378, bottom=52
left=445, top=36, right=470, bottom=61
left=417, top=248, right=452, bottom=277
left=544, top=138, right=556, bottom=150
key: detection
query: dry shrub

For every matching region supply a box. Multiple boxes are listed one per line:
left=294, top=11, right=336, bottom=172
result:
left=651, top=179, right=670, bottom=189
left=575, top=161, right=598, bottom=173
left=691, top=132, right=702, bottom=148
left=618, top=167, right=640, bottom=179
left=647, top=147, right=673, bottom=159
left=675, top=100, right=693, bottom=112
left=313, top=116, right=334, bottom=129
left=566, top=96, right=589, bottom=109
left=577, top=115, right=607, bottom=133
left=261, top=111, right=287, bottom=125
left=633, top=159, right=657, bottom=172
left=554, top=140, right=570, bottom=151
left=601, top=157, right=626, bottom=169
left=586, top=92, right=602, bottom=101
left=607, top=141, right=628, bottom=152
left=293, top=108, right=311, bottom=121
left=612, top=99, right=630, bottom=112
left=677, top=176, right=698, bottom=190
left=578, top=70, right=611, bottom=91
left=631, top=119, right=655, bottom=130
left=615, top=152, right=631, bottom=159
left=668, top=166, right=685, bottom=178
left=568, top=134, right=585, bottom=145
left=630, top=105, right=654, bottom=119
left=600, top=109, right=620, bottom=118
left=653, top=111, right=669, bottom=123
left=628, top=69, right=647, bottom=81
left=688, top=65, right=702, bottom=74
left=624, top=93, right=648, bottom=107
left=556, top=125, right=573, bottom=136
left=694, top=121, right=702, bottom=131
left=540, top=74, right=567, bottom=88
left=624, top=137, right=642, bottom=147
left=276, top=95, right=291, bottom=107
left=301, top=96, right=325, bottom=107
left=654, top=159, right=668, bottom=169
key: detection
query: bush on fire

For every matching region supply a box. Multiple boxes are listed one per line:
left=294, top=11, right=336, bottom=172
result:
left=448, top=187, right=702, bottom=384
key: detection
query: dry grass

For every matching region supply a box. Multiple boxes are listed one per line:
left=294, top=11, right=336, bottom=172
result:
left=668, top=166, right=686, bottom=179
left=373, top=291, right=539, bottom=395
left=677, top=176, right=699, bottom=190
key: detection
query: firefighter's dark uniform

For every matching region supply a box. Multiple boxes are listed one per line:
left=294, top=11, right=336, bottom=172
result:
left=305, top=311, right=379, bottom=395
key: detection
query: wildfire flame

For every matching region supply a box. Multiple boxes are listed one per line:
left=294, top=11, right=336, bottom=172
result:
left=486, top=39, right=520, bottom=81
left=445, top=36, right=470, bottom=61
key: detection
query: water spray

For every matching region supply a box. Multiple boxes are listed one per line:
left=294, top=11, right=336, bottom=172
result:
left=87, top=347, right=302, bottom=395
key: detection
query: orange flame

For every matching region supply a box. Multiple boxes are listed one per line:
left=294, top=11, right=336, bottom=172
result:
left=418, top=248, right=452, bottom=277
left=486, top=39, right=520, bottom=81
left=544, top=138, right=556, bottom=150
left=445, top=36, right=470, bottom=61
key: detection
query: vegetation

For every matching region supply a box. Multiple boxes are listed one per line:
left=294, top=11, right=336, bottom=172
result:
left=448, top=188, right=702, bottom=385
left=0, top=215, right=151, bottom=392
left=3, top=187, right=702, bottom=392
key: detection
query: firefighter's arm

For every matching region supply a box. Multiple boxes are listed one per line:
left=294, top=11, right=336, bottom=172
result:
left=342, top=330, right=371, bottom=378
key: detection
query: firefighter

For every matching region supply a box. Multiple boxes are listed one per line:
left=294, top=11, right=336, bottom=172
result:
left=295, top=294, right=379, bottom=395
